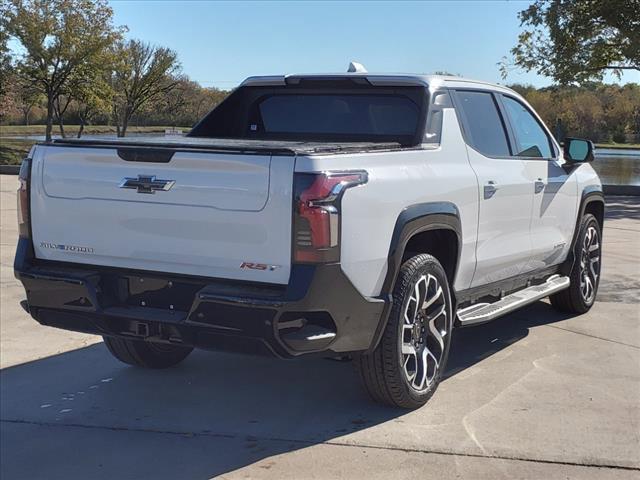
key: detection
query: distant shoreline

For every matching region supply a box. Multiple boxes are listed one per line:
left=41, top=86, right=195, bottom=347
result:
left=595, top=144, right=640, bottom=151
left=1, top=127, right=638, bottom=165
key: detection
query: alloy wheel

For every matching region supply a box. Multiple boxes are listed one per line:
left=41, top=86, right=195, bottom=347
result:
left=400, top=274, right=449, bottom=391
left=579, top=225, right=600, bottom=304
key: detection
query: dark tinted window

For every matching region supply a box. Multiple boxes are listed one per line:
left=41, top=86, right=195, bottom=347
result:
left=456, top=91, right=510, bottom=157
left=502, top=96, right=553, bottom=158
left=189, top=84, right=427, bottom=145
left=258, top=95, right=419, bottom=136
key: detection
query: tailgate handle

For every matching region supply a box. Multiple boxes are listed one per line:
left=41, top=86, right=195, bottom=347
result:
left=117, top=148, right=175, bottom=163
left=120, top=175, right=176, bottom=194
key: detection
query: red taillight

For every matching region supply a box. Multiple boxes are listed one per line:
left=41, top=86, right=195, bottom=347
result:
left=293, top=171, right=367, bottom=263
left=17, top=159, right=31, bottom=238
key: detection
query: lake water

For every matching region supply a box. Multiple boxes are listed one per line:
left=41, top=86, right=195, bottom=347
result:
left=4, top=135, right=640, bottom=185
left=592, top=148, right=640, bottom=186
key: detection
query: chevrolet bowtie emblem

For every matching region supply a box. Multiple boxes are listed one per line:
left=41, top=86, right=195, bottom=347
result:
left=119, top=175, right=175, bottom=194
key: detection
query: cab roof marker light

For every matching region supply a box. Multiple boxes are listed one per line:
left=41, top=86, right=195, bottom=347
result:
left=347, top=61, right=368, bottom=73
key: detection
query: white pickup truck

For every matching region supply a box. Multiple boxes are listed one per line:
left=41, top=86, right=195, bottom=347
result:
left=15, top=71, right=604, bottom=408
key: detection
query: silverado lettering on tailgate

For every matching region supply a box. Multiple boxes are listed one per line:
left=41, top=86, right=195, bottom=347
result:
left=40, top=242, right=95, bottom=254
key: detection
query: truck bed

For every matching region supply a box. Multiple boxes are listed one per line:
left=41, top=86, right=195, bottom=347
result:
left=51, top=136, right=405, bottom=156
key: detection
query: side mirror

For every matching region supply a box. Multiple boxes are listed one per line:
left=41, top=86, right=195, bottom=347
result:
left=563, top=138, right=595, bottom=163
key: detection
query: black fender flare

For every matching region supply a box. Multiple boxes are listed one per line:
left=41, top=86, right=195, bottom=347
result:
left=560, top=185, right=605, bottom=275
left=368, top=202, right=462, bottom=352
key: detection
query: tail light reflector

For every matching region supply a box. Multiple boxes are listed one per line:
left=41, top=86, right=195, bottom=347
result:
left=17, top=159, right=32, bottom=238
left=293, top=171, right=367, bottom=263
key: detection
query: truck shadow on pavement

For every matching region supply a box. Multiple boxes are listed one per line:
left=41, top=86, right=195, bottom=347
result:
left=0, top=300, right=574, bottom=479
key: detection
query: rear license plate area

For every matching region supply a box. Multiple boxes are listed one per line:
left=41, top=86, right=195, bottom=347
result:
left=119, top=275, right=201, bottom=312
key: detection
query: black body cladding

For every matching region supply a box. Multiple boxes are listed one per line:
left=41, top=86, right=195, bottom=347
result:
left=14, top=239, right=385, bottom=358
left=559, top=185, right=605, bottom=276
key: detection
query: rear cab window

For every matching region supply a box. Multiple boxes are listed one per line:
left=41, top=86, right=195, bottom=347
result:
left=258, top=95, right=419, bottom=136
left=453, top=90, right=511, bottom=157
left=189, top=82, right=428, bottom=146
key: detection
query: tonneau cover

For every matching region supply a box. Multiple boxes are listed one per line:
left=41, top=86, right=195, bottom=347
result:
left=51, top=136, right=404, bottom=155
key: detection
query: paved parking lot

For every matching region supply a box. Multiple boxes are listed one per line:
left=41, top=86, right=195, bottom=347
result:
left=1, top=174, right=639, bottom=479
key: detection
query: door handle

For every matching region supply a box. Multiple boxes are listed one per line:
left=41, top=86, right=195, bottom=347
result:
left=484, top=181, right=498, bottom=199
left=534, top=178, right=546, bottom=194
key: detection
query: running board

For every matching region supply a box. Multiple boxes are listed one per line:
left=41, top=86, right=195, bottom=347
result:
left=457, top=275, right=570, bottom=326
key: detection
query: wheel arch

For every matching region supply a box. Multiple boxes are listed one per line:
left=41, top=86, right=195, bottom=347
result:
left=368, top=202, right=462, bottom=352
left=560, top=185, right=605, bottom=276
left=583, top=196, right=605, bottom=230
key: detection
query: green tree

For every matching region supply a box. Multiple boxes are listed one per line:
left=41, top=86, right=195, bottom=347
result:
left=15, top=76, right=43, bottom=125
left=510, top=82, right=640, bottom=143
left=112, top=39, right=180, bottom=137
left=5, top=0, right=123, bottom=140
left=73, top=72, right=113, bottom=138
left=0, top=1, right=14, bottom=117
left=157, top=75, right=190, bottom=129
left=151, top=78, right=227, bottom=128
left=52, top=55, right=114, bottom=137
left=503, top=0, right=640, bottom=84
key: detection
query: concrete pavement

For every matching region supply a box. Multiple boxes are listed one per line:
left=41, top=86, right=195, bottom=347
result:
left=1, top=174, right=639, bottom=479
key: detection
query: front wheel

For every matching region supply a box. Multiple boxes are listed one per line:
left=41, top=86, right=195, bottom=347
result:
left=550, top=213, right=602, bottom=314
left=354, top=254, right=453, bottom=409
left=103, top=336, right=193, bottom=369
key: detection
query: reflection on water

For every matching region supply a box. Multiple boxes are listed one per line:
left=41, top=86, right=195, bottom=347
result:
left=594, top=149, right=640, bottom=186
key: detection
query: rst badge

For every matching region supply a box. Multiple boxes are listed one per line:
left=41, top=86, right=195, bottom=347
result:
left=240, top=262, right=281, bottom=272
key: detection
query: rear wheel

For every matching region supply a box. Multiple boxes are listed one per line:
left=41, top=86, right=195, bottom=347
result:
left=550, top=213, right=602, bottom=314
left=103, top=336, right=193, bottom=369
left=354, top=254, right=453, bottom=409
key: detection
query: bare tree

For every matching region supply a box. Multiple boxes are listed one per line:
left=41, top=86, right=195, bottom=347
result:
left=112, top=39, right=180, bottom=137
left=53, top=93, right=72, bottom=137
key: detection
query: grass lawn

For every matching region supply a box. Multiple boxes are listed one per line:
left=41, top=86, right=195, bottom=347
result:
left=1, top=124, right=192, bottom=165
left=0, top=138, right=35, bottom=165
left=0, top=124, right=190, bottom=136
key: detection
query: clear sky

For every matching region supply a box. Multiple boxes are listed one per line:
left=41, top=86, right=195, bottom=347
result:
left=110, top=0, right=640, bottom=90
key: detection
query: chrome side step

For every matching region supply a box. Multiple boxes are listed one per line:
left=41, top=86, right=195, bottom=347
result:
left=457, top=275, right=570, bottom=326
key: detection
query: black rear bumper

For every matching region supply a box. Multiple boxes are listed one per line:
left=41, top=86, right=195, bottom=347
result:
left=14, top=238, right=385, bottom=358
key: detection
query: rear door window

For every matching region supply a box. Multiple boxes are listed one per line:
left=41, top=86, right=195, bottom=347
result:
left=455, top=91, right=511, bottom=157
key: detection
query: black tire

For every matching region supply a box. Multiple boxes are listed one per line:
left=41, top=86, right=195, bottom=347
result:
left=103, top=336, right=193, bottom=369
left=354, top=254, right=453, bottom=409
left=550, top=213, right=602, bottom=314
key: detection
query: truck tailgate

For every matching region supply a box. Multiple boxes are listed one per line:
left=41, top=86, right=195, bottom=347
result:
left=30, top=145, right=294, bottom=284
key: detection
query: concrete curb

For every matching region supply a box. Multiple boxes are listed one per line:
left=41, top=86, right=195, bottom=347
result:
left=0, top=165, right=20, bottom=175
left=603, top=185, right=640, bottom=196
